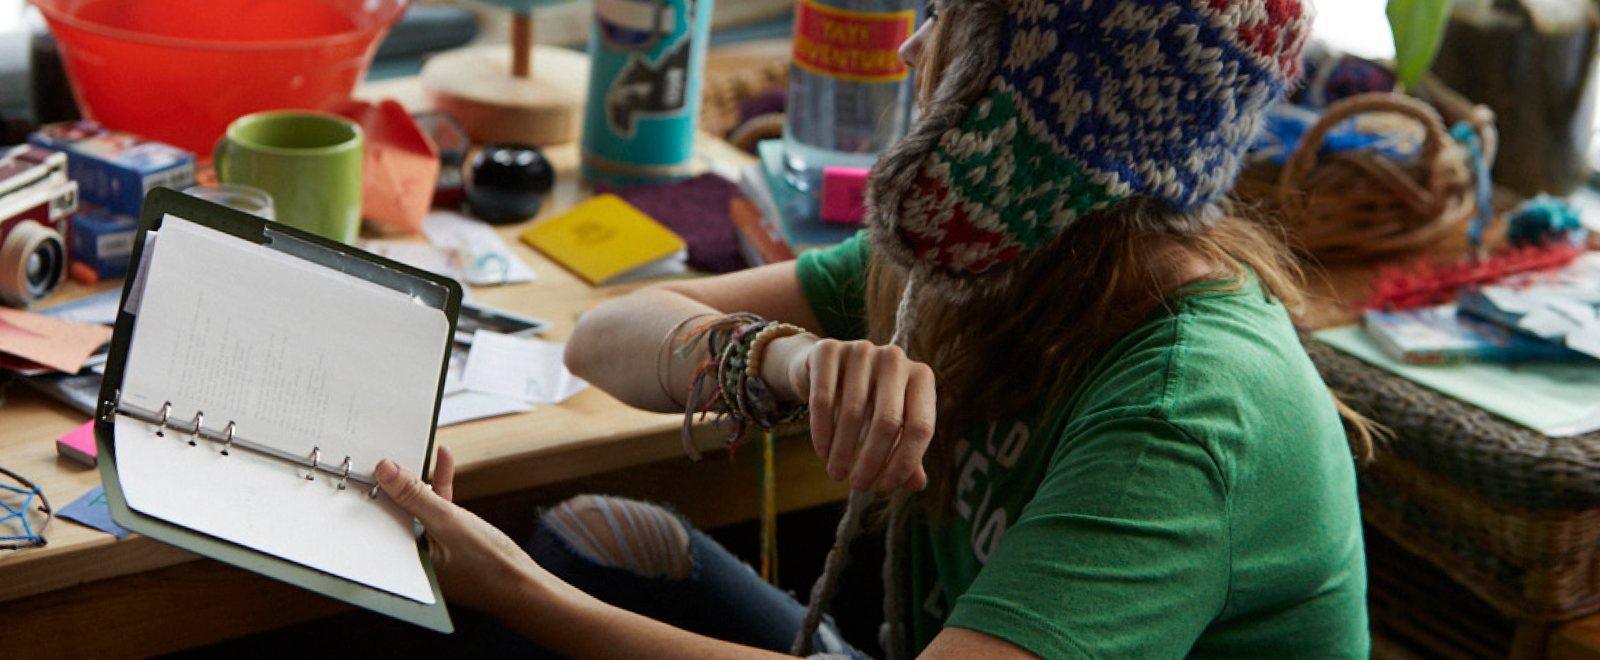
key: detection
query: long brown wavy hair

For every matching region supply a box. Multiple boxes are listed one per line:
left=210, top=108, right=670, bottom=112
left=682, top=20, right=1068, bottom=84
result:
left=871, top=10, right=1378, bottom=512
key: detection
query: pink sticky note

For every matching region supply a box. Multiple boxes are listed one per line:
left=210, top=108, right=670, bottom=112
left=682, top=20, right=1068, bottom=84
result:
left=820, top=166, right=870, bottom=225
left=57, top=421, right=98, bottom=467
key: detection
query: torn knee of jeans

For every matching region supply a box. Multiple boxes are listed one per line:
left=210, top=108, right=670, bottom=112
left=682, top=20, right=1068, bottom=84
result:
left=540, top=494, right=693, bottom=580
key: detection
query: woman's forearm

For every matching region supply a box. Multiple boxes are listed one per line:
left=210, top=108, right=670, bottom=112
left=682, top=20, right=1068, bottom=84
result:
left=504, top=568, right=791, bottom=660
left=564, top=288, right=722, bottom=413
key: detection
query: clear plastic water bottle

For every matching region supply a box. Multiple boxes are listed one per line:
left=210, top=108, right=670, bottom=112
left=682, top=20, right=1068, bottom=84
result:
left=783, top=0, right=922, bottom=191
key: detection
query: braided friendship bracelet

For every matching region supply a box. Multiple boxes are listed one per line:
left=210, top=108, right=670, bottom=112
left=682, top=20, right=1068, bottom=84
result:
left=675, top=314, right=806, bottom=458
left=675, top=313, right=807, bottom=587
left=657, top=313, right=715, bottom=409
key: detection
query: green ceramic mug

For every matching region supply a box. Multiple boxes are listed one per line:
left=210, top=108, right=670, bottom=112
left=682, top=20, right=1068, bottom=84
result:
left=214, top=111, right=363, bottom=243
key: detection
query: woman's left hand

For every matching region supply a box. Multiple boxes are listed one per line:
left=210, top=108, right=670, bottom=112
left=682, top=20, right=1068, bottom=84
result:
left=375, top=447, right=565, bottom=613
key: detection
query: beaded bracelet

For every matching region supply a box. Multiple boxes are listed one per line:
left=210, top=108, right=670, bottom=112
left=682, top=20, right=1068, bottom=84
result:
left=745, top=322, right=806, bottom=381
left=718, top=321, right=807, bottom=432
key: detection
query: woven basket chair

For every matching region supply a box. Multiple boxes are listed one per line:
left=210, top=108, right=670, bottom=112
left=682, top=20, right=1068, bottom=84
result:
left=1308, top=339, right=1600, bottom=623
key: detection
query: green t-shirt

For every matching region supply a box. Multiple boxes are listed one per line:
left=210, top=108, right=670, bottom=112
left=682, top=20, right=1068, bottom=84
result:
left=796, top=234, right=1368, bottom=658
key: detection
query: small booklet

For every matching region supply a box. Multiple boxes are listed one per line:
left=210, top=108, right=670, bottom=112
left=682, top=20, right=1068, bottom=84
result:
left=1362, top=304, right=1583, bottom=364
left=520, top=194, right=687, bottom=285
left=96, top=189, right=459, bottom=632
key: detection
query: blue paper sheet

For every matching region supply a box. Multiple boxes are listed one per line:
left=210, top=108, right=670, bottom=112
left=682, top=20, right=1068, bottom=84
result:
left=58, top=484, right=130, bottom=539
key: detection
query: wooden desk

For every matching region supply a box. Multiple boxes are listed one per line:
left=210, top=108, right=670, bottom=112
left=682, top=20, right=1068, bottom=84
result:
left=0, top=74, right=846, bottom=657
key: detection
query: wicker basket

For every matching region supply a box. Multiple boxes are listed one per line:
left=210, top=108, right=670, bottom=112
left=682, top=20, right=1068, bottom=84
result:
left=1307, top=340, right=1600, bottom=622
left=1238, top=89, right=1498, bottom=262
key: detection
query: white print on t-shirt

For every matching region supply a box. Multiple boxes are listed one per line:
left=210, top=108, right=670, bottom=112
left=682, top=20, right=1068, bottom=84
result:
left=954, top=420, right=1033, bottom=564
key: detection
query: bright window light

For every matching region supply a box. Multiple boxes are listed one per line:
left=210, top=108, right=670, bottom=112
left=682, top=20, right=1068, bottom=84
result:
left=1311, top=0, right=1395, bottom=60
left=0, top=0, right=23, bottom=33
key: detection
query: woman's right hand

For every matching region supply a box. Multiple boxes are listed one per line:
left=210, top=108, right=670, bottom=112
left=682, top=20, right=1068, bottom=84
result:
left=762, top=335, right=936, bottom=493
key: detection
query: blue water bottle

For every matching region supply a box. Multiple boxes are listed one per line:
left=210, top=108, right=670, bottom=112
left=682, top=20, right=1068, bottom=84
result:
left=581, top=0, right=714, bottom=184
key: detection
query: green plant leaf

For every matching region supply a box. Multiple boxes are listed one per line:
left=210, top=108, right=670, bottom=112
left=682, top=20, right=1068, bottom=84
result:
left=1388, top=0, right=1454, bottom=89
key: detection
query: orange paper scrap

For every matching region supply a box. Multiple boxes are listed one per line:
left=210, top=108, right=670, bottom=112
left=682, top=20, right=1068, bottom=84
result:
left=334, top=99, right=441, bottom=234
left=0, top=307, right=113, bottom=373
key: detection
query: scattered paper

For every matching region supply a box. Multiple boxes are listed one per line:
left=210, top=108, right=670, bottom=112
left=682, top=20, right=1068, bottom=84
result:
left=422, top=211, right=536, bottom=286
left=1317, top=326, right=1600, bottom=437
left=39, top=288, right=123, bottom=326
left=58, top=485, right=129, bottom=539
left=443, top=347, right=469, bottom=395
left=363, top=240, right=457, bottom=278
left=461, top=330, right=587, bottom=404
left=122, top=232, right=157, bottom=316
left=1473, top=252, right=1600, bottom=359
left=0, top=307, right=113, bottom=373
left=437, top=391, right=534, bottom=427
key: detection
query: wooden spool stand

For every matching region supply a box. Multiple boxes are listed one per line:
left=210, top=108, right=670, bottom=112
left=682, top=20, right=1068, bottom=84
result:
left=420, top=14, right=590, bottom=146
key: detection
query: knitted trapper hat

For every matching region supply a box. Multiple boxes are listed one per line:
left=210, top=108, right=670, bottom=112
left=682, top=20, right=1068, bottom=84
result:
left=866, top=0, right=1314, bottom=294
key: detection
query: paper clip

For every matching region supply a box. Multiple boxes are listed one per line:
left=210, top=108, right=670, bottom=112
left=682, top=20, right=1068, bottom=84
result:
left=305, top=446, right=320, bottom=481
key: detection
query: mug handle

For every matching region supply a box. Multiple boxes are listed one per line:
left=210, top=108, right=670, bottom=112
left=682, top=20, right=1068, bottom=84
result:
left=212, top=137, right=229, bottom=182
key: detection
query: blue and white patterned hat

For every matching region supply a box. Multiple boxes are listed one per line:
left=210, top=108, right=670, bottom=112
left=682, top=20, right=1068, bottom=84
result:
left=867, top=0, right=1313, bottom=283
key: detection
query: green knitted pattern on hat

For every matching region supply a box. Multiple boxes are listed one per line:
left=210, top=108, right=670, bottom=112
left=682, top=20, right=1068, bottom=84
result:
left=932, top=87, right=1124, bottom=248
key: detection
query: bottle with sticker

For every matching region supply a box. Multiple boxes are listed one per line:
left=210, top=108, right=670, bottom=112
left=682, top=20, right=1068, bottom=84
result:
left=581, top=0, right=714, bottom=184
left=782, top=0, right=922, bottom=191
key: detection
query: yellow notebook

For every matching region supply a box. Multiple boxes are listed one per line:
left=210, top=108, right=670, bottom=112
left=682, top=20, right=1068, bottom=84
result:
left=521, top=194, right=689, bottom=285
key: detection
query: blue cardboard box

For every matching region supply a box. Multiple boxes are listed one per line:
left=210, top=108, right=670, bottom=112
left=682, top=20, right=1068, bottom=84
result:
left=69, top=205, right=139, bottom=278
left=30, top=121, right=195, bottom=217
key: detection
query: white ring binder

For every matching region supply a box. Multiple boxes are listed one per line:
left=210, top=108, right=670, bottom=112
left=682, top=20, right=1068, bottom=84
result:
left=107, top=394, right=384, bottom=496
left=189, top=411, right=204, bottom=447
left=306, top=447, right=321, bottom=482
left=338, top=457, right=353, bottom=491
left=157, top=401, right=172, bottom=437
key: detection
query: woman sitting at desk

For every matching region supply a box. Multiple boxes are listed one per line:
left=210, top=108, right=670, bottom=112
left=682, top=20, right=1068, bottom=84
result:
left=374, top=1, right=1374, bottom=656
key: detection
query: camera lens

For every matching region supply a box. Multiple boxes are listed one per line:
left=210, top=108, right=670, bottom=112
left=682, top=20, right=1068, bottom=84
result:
left=0, top=220, right=67, bottom=306
left=26, top=238, right=63, bottom=294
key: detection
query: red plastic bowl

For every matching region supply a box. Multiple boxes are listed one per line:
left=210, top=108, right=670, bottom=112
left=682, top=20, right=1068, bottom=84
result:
left=32, top=0, right=409, bottom=156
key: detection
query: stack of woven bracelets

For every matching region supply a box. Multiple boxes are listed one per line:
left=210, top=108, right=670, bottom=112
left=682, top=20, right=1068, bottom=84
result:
left=675, top=313, right=809, bottom=458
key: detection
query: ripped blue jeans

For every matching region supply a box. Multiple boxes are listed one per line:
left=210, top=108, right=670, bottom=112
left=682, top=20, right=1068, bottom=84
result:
left=478, top=496, right=865, bottom=658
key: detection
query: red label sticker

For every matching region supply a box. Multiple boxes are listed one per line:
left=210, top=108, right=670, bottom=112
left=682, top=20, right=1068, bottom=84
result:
left=792, top=0, right=916, bottom=83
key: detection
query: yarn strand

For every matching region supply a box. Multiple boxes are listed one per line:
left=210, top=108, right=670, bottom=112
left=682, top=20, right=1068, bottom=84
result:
left=792, top=269, right=923, bottom=656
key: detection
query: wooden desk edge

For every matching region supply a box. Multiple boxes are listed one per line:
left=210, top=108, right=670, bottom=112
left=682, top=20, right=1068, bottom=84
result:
left=0, top=416, right=755, bottom=602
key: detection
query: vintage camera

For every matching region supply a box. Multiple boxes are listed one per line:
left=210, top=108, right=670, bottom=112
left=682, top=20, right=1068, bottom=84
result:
left=0, top=145, right=78, bottom=307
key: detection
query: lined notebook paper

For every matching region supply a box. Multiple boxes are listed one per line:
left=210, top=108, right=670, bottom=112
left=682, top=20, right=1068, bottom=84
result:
left=115, top=216, right=450, bottom=603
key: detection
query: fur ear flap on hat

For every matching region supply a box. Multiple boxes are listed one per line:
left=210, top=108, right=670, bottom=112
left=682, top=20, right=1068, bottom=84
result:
left=866, top=0, right=1313, bottom=294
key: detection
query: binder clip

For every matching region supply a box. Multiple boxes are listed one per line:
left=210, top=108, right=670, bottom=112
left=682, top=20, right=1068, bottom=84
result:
left=221, top=422, right=236, bottom=456
left=157, top=401, right=172, bottom=438
left=305, top=447, right=320, bottom=481
left=188, top=411, right=204, bottom=447
left=337, top=457, right=353, bottom=491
